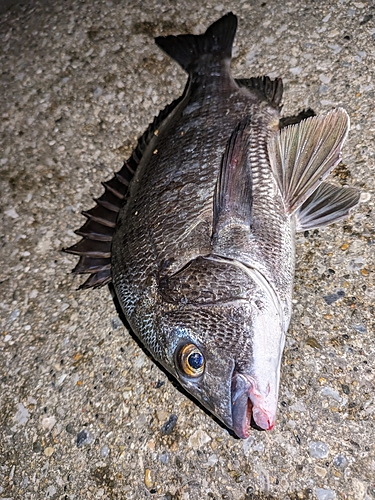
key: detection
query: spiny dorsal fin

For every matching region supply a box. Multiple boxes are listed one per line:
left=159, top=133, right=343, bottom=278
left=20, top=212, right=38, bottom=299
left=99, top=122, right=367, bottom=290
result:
left=295, top=182, right=360, bottom=231
left=236, top=76, right=283, bottom=109
left=64, top=91, right=186, bottom=289
left=155, top=13, right=237, bottom=73
left=268, top=108, right=350, bottom=214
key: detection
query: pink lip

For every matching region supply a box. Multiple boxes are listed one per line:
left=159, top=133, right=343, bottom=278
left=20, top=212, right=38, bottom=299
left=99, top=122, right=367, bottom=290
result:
left=253, top=406, right=275, bottom=431
left=231, top=372, right=275, bottom=438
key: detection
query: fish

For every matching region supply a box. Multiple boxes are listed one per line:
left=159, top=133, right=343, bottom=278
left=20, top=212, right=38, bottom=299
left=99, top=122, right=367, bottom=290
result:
left=65, top=13, right=360, bottom=438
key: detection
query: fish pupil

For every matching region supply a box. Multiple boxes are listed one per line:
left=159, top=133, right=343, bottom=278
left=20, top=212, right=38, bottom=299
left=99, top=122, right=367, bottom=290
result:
left=188, top=352, right=203, bottom=370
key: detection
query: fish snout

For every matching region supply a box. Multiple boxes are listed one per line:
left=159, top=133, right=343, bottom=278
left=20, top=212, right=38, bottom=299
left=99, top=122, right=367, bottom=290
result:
left=231, top=372, right=277, bottom=437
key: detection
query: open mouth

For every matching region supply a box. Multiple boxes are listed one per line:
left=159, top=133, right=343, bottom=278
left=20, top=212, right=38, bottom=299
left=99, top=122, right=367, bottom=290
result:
left=231, top=372, right=275, bottom=438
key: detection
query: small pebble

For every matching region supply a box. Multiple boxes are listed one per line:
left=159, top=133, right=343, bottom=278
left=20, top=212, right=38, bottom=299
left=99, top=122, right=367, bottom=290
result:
left=315, top=465, right=327, bottom=478
left=188, top=429, right=211, bottom=448
left=289, top=401, right=306, bottom=412
left=8, top=309, right=20, bottom=322
left=46, top=485, right=57, bottom=497
left=290, top=66, right=302, bottom=75
left=42, top=416, right=57, bottom=431
left=306, top=337, right=322, bottom=349
left=111, top=317, right=122, bottom=329
left=319, top=73, right=331, bottom=83
left=158, top=451, right=169, bottom=464
left=352, top=324, right=366, bottom=333
left=341, top=385, right=350, bottom=395
left=205, top=454, right=218, bottom=466
left=347, top=257, right=365, bottom=271
left=9, top=465, right=15, bottom=480
left=33, top=441, right=42, bottom=453
left=5, top=208, right=19, bottom=219
left=333, top=455, right=348, bottom=468
left=321, top=386, right=341, bottom=402
left=160, top=414, right=178, bottom=435
left=101, top=445, right=110, bottom=458
left=144, top=468, right=153, bottom=488
left=66, top=423, right=75, bottom=435
left=309, top=441, right=329, bottom=459
left=76, top=430, right=93, bottom=447
left=93, top=86, right=103, bottom=97
left=44, top=447, right=54, bottom=457
left=315, top=487, right=336, bottom=500
left=13, top=403, right=30, bottom=425
left=323, top=290, right=345, bottom=305
left=135, top=414, right=148, bottom=428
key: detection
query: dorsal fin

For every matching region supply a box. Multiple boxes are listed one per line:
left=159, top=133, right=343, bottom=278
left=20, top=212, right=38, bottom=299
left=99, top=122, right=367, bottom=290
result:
left=236, top=76, right=283, bottom=109
left=64, top=91, right=186, bottom=289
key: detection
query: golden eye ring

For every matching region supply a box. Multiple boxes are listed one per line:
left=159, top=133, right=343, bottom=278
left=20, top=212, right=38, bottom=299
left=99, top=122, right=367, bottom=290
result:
left=177, top=343, right=205, bottom=378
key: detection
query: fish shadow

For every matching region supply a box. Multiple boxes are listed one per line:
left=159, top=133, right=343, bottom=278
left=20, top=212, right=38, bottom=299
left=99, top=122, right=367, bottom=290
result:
left=108, top=283, right=263, bottom=437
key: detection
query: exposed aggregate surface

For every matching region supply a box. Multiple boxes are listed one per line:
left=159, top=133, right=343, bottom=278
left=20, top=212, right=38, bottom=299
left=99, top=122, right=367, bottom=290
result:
left=0, top=0, right=374, bottom=499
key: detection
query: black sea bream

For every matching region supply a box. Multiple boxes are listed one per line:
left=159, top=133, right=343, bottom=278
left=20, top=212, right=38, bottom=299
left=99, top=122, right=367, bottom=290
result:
left=66, top=13, right=360, bottom=438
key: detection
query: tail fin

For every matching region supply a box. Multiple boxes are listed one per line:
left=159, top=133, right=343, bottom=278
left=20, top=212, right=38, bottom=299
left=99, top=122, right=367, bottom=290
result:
left=155, top=12, right=237, bottom=73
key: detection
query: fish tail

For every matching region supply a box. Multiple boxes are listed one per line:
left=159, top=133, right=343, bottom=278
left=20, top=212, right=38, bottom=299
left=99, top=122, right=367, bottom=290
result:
left=155, top=12, right=237, bottom=73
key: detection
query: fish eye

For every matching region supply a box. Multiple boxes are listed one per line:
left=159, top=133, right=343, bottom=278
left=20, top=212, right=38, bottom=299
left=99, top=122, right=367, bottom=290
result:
left=177, top=343, right=205, bottom=378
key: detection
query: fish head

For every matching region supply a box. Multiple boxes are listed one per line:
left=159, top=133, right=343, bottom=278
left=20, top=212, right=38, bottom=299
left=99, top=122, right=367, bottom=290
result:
left=157, top=261, right=287, bottom=438
left=230, top=297, right=286, bottom=437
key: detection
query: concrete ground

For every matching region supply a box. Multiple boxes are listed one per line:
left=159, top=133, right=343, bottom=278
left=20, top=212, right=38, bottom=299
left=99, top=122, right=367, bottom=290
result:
left=0, top=0, right=374, bottom=499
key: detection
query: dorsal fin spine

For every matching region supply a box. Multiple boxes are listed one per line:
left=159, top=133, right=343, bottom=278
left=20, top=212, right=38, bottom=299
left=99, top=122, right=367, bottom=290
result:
left=64, top=92, right=186, bottom=289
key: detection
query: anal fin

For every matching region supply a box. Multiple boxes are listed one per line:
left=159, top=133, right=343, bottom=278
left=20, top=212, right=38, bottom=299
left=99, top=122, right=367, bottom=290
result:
left=268, top=108, right=350, bottom=214
left=295, top=182, right=360, bottom=231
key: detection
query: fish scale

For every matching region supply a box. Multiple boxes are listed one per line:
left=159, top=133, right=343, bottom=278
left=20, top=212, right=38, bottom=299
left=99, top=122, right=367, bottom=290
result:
left=65, top=13, right=360, bottom=438
left=212, top=111, right=294, bottom=309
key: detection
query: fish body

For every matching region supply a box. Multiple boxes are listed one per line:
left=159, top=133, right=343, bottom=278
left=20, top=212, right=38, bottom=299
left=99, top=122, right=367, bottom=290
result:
left=66, top=13, right=360, bottom=438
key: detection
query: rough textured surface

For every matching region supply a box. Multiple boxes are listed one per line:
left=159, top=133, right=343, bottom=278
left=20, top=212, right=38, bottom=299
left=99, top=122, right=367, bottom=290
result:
left=0, top=1, right=374, bottom=499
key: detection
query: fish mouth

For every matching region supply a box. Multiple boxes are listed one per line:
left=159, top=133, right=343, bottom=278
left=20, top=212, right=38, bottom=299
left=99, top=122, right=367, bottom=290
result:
left=231, top=372, right=275, bottom=438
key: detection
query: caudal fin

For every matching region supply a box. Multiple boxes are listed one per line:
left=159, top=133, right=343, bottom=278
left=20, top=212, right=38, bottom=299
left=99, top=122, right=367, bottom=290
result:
left=155, top=12, right=237, bottom=73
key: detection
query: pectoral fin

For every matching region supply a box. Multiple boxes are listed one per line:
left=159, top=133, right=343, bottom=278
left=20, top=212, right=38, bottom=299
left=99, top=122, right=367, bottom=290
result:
left=212, top=117, right=253, bottom=243
left=295, top=182, right=360, bottom=231
left=268, top=108, right=350, bottom=214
